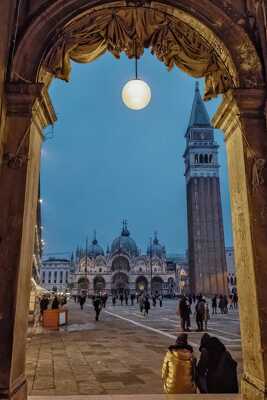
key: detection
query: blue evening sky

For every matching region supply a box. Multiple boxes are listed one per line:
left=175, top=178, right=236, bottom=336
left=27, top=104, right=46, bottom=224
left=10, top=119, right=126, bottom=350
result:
left=41, top=50, right=233, bottom=257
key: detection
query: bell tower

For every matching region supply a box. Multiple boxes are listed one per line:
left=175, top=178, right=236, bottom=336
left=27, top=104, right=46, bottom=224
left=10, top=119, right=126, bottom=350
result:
left=184, top=82, right=228, bottom=295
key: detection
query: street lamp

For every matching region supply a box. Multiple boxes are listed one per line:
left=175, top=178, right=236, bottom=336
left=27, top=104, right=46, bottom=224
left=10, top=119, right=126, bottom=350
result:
left=149, top=238, right=153, bottom=295
left=122, top=57, right=151, bottom=111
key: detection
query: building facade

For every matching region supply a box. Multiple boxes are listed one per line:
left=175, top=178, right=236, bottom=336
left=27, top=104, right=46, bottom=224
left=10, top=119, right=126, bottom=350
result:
left=184, top=83, right=228, bottom=295
left=72, top=222, right=176, bottom=296
left=41, top=258, right=72, bottom=292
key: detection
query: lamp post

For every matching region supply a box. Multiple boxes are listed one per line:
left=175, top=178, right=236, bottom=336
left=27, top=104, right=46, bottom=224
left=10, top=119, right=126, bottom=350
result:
left=149, top=237, right=153, bottom=296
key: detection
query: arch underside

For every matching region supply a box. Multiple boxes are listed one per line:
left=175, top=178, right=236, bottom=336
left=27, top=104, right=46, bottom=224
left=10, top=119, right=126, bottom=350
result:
left=12, top=1, right=264, bottom=101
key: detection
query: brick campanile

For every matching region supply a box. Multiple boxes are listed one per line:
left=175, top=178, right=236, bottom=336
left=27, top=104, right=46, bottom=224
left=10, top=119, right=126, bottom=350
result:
left=184, top=82, right=228, bottom=295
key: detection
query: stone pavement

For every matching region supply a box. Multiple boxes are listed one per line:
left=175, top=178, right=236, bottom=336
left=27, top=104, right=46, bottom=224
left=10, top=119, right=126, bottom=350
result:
left=26, top=299, right=242, bottom=396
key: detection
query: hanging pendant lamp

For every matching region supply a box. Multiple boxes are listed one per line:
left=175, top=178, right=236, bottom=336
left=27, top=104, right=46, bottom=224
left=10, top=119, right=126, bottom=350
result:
left=122, top=53, right=151, bottom=111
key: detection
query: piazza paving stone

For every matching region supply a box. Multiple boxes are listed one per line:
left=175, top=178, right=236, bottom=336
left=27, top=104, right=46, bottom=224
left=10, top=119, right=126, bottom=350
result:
left=27, top=300, right=242, bottom=396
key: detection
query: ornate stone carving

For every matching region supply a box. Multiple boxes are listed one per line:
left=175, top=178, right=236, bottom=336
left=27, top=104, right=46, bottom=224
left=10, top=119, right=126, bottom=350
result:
left=43, top=7, right=235, bottom=100
left=252, top=158, right=266, bottom=191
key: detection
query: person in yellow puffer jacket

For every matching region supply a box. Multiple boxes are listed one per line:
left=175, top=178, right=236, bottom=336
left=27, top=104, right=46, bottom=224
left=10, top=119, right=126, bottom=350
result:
left=162, top=333, right=196, bottom=394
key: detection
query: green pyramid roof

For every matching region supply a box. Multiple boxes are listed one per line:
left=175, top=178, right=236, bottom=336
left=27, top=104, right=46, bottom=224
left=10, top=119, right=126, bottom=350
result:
left=188, top=82, right=211, bottom=128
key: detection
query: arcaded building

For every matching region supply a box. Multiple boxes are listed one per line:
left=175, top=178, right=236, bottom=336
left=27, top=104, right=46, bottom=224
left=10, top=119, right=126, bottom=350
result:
left=72, top=222, right=176, bottom=296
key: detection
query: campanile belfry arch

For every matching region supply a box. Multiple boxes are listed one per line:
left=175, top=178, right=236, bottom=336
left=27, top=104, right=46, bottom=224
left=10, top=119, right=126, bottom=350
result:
left=0, top=1, right=267, bottom=399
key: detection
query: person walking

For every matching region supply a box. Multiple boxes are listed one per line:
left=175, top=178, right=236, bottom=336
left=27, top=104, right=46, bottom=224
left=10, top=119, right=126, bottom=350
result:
left=195, top=296, right=205, bottom=332
left=51, top=295, right=59, bottom=309
left=130, top=293, right=135, bottom=305
left=79, top=295, right=86, bottom=310
left=212, top=295, right=217, bottom=314
left=218, top=295, right=224, bottom=314
left=152, top=295, right=157, bottom=307
left=159, top=295, right=163, bottom=307
left=178, top=296, right=191, bottom=332
left=223, top=295, right=228, bottom=314
left=203, top=300, right=210, bottom=331
left=125, top=294, right=129, bottom=306
left=93, top=295, right=102, bottom=322
left=112, top=295, right=116, bottom=306
left=197, top=335, right=238, bottom=393
left=162, top=333, right=196, bottom=394
left=233, top=292, right=238, bottom=309
left=144, top=296, right=150, bottom=317
left=40, top=295, right=49, bottom=318
left=119, top=293, right=124, bottom=305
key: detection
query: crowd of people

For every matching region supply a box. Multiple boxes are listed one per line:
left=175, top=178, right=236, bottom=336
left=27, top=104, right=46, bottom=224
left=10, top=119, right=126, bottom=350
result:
left=36, top=290, right=239, bottom=394
left=178, top=293, right=238, bottom=332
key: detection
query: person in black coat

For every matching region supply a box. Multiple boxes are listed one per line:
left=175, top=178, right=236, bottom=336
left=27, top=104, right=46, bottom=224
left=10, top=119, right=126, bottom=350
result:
left=93, top=296, right=102, bottom=321
left=51, top=296, right=59, bottom=309
left=197, top=335, right=238, bottom=394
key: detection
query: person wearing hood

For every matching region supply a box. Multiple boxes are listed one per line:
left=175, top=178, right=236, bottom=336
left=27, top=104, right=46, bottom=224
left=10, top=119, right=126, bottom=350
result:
left=197, top=335, right=238, bottom=393
left=162, top=333, right=196, bottom=394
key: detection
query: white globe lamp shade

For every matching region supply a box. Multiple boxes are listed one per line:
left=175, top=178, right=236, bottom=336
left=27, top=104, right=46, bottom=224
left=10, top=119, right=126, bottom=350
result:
left=122, top=79, right=151, bottom=110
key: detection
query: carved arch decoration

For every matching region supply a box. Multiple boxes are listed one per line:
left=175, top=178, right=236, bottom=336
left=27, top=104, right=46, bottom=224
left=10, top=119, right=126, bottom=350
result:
left=11, top=0, right=264, bottom=101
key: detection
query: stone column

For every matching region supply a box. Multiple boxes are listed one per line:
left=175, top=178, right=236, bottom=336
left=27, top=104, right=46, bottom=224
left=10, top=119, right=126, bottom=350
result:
left=213, top=88, right=267, bottom=400
left=0, top=83, right=56, bottom=400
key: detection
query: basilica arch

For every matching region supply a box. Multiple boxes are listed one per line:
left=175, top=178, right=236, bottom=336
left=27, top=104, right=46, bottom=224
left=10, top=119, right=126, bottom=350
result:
left=0, top=2, right=267, bottom=400
left=151, top=276, right=163, bottom=294
left=77, top=276, right=89, bottom=292
left=136, top=275, right=148, bottom=293
left=93, top=276, right=106, bottom=292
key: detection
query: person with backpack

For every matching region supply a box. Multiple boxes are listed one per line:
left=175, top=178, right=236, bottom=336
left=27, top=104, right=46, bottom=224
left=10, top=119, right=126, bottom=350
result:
left=162, top=333, right=196, bottom=394
left=197, top=335, right=238, bottom=393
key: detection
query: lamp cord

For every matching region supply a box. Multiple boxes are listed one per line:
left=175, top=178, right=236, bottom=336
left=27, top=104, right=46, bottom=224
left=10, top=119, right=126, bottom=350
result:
left=135, top=56, right=138, bottom=80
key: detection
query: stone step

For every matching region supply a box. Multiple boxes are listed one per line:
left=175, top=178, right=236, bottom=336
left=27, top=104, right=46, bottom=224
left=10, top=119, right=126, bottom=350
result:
left=29, top=395, right=242, bottom=399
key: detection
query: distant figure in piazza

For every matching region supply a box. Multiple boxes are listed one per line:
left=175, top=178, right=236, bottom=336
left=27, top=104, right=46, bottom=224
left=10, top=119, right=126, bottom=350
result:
left=51, top=295, right=59, bottom=310
left=162, top=333, right=196, bottom=394
left=159, top=295, right=163, bottom=307
left=203, top=299, right=210, bottom=331
left=143, top=296, right=150, bottom=317
left=130, top=293, right=135, bottom=305
left=195, top=296, right=205, bottom=332
left=79, top=295, right=86, bottom=310
left=177, top=296, right=191, bottom=332
left=212, top=295, right=217, bottom=314
left=93, top=295, right=102, bottom=322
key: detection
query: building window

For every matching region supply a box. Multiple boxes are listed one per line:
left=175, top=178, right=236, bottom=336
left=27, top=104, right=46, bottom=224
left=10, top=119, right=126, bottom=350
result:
left=54, top=271, right=57, bottom=283
left=194, top=154, right=198, bottom=163
left=199, top=154, right=203, bottom=163
left=204, top=154, right=208, bottom=163
left=209, top=154, right=213, bottom=163
left=42, top=271, right=45, bottom=283
left=60, top=271, right=63, bottom=283
left=48, top=271, right=51, bottom=283
left=66, top=271, right=68, bottom=283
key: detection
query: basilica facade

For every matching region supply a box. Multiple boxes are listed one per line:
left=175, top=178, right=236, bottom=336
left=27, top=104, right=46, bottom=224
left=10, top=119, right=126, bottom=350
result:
left=72, top=221, right=177, bottom=296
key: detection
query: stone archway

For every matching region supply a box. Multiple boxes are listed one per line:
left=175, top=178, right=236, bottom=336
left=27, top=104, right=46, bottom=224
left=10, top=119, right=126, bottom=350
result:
left=112, top=272, right=129, bottom=294
left=136, top=275, right=148, bottom=293
left=151, top=276, right=163, bottom=295
left=93, top=276, right=106, bottom=292
left=0, top=2, right=267, bottom=400
left=77, top=276, right=89, bottom=291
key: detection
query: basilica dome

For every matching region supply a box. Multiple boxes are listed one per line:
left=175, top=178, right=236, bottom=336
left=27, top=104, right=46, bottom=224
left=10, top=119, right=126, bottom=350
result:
left=88, top=234, right=104, bottom=258
left=147, top=232, right=166, bottom=258
left=111, top=221, right=139, bottom=257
